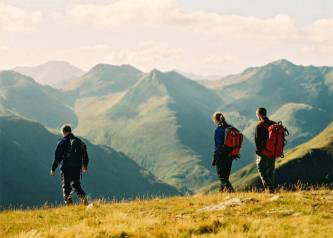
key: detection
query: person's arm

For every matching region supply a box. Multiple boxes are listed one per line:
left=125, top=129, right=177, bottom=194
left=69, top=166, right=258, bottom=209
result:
left=82, top=142, right=89, bottom=172
left=212, top=127, right=225, bottom=166
left=255, top=124, right=266, bottom=155
left=51, top=141, right=64, bottom=173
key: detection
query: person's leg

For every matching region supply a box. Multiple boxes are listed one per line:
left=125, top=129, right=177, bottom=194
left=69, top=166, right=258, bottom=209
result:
left=223, top=156, right=234, bottom=192
left=256, top=155, right=269, bottom=191
left=267, top=157, right=276, bottom=192
left=216, top=156, right=234, bottom=192
left=61, top=171, right=73, bottom=205
left=71, top=169, right=88, bottom=205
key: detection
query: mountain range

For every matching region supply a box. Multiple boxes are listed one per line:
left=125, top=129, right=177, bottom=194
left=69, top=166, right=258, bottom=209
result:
left=1, top=58, right=332, bottom=205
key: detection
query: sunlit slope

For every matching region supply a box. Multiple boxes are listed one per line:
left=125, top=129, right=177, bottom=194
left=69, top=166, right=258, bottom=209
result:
left=77, top=70, right=228, bottom=191
left=1, top=190, right=333, bottom=237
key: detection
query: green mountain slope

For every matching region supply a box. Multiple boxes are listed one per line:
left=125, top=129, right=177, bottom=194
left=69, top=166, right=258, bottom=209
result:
left=218, top=59, right=333, bottom=117
left=230, top=122, right=333, bottom=190
left=0, top=71, right=77, bottom=128
left=271, top=103, right=332, bottom=147
left=76, top=70, right=227, bottom=191
left=67, top=64, right=143, bottom=97
left=0, top=113, right=179, bottom=208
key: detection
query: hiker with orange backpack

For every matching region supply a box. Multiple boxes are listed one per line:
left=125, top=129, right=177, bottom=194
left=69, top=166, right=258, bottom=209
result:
left=255, top=107, right=288, bottom=193
left=212, top=112, right=243, bottom=192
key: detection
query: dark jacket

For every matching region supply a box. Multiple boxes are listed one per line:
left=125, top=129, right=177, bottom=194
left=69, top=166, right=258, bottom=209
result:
left=51, top=133, right=89, bottom=171
left=255, top=117, right=276, bottom=155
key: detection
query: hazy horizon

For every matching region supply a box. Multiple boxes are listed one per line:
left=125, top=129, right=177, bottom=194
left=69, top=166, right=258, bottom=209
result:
left=1, top=0, right=333, bottom=76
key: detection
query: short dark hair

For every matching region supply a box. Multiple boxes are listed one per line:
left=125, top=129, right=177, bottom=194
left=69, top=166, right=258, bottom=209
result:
left=257, top=107, right=267, bottom=116
left=61, top=124, right=72, bottom=134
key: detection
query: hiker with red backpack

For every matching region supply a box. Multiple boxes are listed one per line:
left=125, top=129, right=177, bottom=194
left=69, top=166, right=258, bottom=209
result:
left=255, top=107, right=288, bottom=193
left=50, top=125, right=89, bottom=205
left=212, top=112, right=243, bottom=192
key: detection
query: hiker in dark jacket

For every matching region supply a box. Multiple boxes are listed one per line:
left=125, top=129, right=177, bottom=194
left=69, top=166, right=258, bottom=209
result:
left=211, top=112, right=234, bottom=192
left=50, top=125, right=89, bottom=205
left=255, top=107, right=276, bottom=193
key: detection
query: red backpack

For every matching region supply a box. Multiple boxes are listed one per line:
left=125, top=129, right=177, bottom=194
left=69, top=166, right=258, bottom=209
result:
left=262, top=121, right=289, bottom=158
left=224, top=127, right=244, bottom=158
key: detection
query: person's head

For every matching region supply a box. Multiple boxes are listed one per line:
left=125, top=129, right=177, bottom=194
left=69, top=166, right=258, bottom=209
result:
left=256, top=107, right=267, bottom=121
left=212, top=112, right=227, bottom=126
left=61, top=124, right=72, bottom=137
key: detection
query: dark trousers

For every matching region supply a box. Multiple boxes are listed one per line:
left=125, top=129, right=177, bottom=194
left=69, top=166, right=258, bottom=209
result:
left=61, top=168, right=86, bottom=203
left=216, top=155, right=234, bottom=192
left=257, top=155, right=275, bottom=192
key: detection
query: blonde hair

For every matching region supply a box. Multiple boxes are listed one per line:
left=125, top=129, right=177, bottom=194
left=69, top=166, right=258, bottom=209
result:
left=212, top=112, right=226, bottom=126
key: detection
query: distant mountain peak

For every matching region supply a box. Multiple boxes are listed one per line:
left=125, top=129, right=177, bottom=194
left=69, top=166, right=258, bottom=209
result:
left=270, top=59, right=295, bottom=67
left=68, top=63, right=143, bottom=97
left=149, top=68, right=163, bottom=76
left=88, top=63, right=141, bottom=74
left=13, top=61, right=85, bottom=89
left=41, top=60, right=76, bottom=66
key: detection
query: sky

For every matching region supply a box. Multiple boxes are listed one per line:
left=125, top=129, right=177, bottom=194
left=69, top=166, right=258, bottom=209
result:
left=0, top=0, right=333, bottom=76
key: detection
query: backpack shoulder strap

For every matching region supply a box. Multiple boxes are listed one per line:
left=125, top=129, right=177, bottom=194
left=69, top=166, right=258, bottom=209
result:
left=258, top=121, right=269, bottom=129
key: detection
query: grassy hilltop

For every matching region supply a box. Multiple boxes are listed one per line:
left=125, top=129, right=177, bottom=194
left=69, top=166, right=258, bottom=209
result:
left=1, top=189, right=333, bottom=238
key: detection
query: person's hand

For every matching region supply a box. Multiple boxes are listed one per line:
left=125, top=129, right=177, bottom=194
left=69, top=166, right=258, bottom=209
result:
left=82, top=167, right=88, bottom=173
left=50, top=170, right=56, bottom=176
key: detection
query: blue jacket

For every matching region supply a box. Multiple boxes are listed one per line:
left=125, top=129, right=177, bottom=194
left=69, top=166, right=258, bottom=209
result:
left=214, top=126, right=225, bottom=154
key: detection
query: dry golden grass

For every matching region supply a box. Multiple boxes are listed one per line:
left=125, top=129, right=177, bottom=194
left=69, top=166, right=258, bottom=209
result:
left=1, top=189, right=333, bottom=238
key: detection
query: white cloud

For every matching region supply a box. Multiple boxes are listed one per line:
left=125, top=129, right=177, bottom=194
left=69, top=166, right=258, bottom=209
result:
left=79, top=44, right=114, bottom=51
left=201, top=55, right=237, bottom=66
left=64, top=0, right=333, bottom=72
left=2, top=1, right=332, bottom=75
left=66, top=0, right=176, bottom=28
left=0, top=46, right=9, bottom=51
left=104, top=41, right=184, bottom=71
left=66, top=0, right=300, bottom=42
left=306, top=18, right=333, bottom=43
left=0, top=2, right=42, bottom=32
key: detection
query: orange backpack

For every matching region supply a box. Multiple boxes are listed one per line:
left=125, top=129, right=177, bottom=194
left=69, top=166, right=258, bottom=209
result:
left=262, top=121, right=289, bottom=158
left=224, top=127, right=243, bottom=158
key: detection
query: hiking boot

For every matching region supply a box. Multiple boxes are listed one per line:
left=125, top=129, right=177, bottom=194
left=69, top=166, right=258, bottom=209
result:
left=263, top=187, right=275, bottom=194
left=79, top=195, right=89, bottom=206
left=64, top=195, right=73, bottom=206
left=220, top=186, right=235, bottom=193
